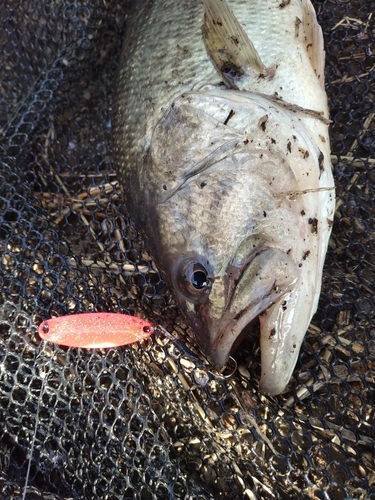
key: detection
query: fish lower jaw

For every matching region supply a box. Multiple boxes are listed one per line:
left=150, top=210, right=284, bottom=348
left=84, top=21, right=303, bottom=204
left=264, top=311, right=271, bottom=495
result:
left=206, top=304, right=301, bottom=396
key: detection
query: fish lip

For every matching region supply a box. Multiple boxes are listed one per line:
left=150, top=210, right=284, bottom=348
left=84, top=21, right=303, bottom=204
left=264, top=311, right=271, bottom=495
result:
left=204, top=246, right=299, bottom=368
left=207, top=299, right=268, bottom=367
left=207, top=245, right=271, bottom=366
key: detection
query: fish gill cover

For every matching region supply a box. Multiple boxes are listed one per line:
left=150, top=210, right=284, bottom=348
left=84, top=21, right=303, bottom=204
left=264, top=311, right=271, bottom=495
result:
left=0, top=1, right=374, bottom=499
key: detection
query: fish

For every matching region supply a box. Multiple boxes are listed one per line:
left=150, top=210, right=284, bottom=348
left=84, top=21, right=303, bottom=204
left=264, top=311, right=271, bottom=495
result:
left=113, top=0, right=335, bottom=395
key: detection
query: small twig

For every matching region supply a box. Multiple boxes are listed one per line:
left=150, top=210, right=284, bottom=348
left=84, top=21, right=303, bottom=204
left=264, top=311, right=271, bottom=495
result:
left=331, top=65, right=375, bottom=85
left=347, top=111, right=375, bottom=157
left=230, top=382, right=278, bottom=454
left=330, top=154, right=375, bottom=166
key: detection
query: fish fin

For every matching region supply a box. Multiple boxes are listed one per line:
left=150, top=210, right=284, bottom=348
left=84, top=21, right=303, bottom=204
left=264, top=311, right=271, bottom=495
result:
left=202, top=0, right=266, bottom=87
left=301, top=0, right=325, bottom=86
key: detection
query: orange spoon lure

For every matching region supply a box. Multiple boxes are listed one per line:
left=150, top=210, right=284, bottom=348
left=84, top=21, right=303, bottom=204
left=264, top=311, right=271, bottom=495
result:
left=38, top=312, right=154, bottom=348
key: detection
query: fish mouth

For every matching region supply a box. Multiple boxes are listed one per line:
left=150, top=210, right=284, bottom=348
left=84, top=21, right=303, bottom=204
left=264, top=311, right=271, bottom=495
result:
left=202, top=247, right=301, bottom=394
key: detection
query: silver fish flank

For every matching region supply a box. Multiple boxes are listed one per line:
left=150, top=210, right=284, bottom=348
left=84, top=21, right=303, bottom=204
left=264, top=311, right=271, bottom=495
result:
left=113, top=0, right=335, bottom=395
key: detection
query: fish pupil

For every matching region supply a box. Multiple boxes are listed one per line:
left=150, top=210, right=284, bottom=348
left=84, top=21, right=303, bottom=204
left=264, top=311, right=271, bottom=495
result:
left=191, top=271, right=208, bottom=289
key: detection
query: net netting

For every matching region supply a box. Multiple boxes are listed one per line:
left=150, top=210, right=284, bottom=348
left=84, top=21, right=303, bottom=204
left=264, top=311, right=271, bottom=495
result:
left=0, top=1, right=374, bottom=499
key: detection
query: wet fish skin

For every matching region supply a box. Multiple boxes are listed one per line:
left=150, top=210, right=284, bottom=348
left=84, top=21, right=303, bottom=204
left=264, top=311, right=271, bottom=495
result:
left=113, top=0, right=335, bottom=395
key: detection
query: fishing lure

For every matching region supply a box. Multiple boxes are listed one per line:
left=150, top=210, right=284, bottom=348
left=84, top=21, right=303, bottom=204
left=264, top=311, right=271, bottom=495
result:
left=38, top=312, right=154, bottom=348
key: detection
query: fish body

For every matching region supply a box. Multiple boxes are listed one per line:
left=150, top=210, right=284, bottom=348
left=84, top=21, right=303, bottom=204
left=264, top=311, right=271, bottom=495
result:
left=113, top=0, right=335, bottom=395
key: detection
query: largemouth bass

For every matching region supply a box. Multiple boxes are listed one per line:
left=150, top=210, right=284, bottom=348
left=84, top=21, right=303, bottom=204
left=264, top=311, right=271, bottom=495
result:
left=113, top=0, right=335, bottom=395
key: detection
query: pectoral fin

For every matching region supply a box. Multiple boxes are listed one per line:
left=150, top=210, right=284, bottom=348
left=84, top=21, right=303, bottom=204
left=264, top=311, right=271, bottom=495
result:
left=202, top=0, right=266, bottom=87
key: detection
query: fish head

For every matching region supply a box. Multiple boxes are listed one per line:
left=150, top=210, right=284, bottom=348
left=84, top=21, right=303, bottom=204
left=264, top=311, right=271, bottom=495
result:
left=140, top=90, right=333, bottom=395
left=169, top=242, right=301, bottom=373
left=156, top=169, right=303, bottom=397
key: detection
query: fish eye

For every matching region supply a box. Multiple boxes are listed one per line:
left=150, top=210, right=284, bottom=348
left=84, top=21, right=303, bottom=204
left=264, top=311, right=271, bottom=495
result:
left=191, top=269, right=208, bottom=289
left=179, top=260, right=211, bottom=297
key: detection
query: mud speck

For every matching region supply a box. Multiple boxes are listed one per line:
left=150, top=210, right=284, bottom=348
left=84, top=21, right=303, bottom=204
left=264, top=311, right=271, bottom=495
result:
left=302, top=250, right=311, bottom=260
left=258, top=115, right=268, bottom=131
left=308, top=218, right=318, bottom=234
left=318, top=150, right=325, bottom=173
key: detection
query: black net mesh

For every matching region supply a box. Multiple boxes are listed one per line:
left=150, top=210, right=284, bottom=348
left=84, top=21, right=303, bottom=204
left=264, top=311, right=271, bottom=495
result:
left=0, top=1, right=374, bottom=499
